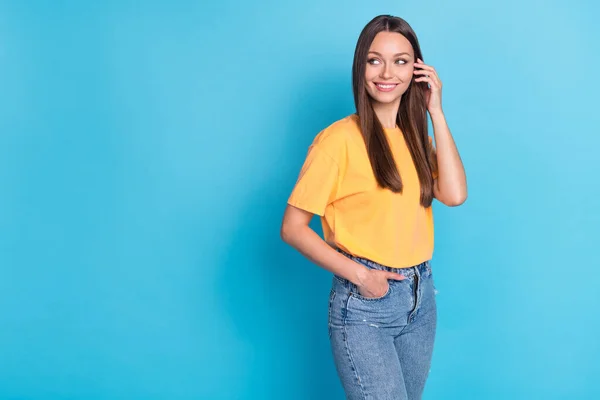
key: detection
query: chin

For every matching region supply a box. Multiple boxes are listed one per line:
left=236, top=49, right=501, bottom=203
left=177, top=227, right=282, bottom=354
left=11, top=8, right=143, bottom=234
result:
left=369, top=93, right=402, bottom=105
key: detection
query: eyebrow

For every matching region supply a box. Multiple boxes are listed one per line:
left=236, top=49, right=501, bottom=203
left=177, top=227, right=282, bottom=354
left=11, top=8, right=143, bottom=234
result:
left=368, top=51, right=411, bottom=57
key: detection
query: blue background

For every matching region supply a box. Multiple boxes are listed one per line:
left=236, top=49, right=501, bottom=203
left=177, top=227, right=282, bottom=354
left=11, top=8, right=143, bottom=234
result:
left=1, top=1, right=599, bottom=399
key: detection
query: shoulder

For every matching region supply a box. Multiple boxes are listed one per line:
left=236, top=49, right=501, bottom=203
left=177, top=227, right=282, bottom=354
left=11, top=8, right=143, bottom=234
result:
left=310, top=114, right=361, bottom=156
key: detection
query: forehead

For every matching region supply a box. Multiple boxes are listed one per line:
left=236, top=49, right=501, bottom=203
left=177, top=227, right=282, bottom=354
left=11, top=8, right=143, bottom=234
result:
left=368, top=32, right=413, bottom=56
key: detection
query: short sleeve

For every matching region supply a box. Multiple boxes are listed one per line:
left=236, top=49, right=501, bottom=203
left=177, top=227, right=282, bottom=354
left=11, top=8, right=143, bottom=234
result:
left=428, top=136, right=439, bottom=180
left=287, top=145, right=339, bottom=216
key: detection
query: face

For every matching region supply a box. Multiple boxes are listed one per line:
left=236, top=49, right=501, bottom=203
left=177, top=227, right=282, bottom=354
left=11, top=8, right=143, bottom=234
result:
left=364, top=31, right=415, bottom=105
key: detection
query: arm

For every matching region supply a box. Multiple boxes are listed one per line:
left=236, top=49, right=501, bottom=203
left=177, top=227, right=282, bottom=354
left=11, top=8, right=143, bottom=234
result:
left=414, top=58, right=467, bottom=206
left=430, top=110, right=468, bottom=206
left=280, top=205, right=404, bottom=297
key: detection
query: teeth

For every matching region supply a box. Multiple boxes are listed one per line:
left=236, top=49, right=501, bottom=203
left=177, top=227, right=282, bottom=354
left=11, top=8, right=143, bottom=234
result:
left=377, top=84, right=396, bottom=88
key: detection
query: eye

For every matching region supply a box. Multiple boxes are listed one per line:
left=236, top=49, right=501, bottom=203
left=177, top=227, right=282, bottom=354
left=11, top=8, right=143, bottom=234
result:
left=395, top=59, right=408, bottom=65
left=367, top=58, right=381, bottom=65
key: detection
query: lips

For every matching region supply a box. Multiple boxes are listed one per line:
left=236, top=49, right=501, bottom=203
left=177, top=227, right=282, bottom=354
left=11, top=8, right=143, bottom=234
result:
left=374, top=83, right=399, bottom=92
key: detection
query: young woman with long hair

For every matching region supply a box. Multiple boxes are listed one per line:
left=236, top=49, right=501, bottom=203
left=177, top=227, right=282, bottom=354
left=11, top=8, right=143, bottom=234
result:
left=281, top=15, right=467, bottom=399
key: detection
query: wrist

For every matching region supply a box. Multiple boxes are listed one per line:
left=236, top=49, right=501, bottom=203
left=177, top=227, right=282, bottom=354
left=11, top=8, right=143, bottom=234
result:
left=428, top=108, right=445, bottom=119
left=352, top=264, right=370, bottom=287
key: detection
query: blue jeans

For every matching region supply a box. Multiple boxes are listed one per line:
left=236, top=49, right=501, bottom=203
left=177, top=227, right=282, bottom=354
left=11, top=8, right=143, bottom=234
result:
left=329, top=250, right=437, bottom=399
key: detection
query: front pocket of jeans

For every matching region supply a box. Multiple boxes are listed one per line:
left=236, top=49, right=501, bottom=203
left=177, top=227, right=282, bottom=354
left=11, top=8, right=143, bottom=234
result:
left=333, top=274, right=347, bottom=285
left=351, top=281, right=392, bottom=301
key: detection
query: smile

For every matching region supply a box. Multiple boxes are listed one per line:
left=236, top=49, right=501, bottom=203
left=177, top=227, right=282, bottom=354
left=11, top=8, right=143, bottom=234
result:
left=374, top=83, right=399, bottom=92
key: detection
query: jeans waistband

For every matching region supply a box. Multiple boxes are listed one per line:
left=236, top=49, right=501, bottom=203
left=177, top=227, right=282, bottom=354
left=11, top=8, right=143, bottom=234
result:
left=336, top=248, right=429, bottom=278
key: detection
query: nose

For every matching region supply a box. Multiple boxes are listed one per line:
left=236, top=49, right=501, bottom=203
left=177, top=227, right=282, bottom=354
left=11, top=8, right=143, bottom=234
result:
left=380, top=62, right=393, bottom=79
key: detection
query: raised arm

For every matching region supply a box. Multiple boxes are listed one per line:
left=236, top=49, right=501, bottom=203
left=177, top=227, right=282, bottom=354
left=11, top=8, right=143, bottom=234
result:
left=414, top=57, right=467, bottom=206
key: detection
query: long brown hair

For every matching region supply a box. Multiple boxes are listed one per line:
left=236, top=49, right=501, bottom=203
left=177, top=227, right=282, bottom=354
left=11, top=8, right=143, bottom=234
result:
left=352, top=15, right=437, bottom=207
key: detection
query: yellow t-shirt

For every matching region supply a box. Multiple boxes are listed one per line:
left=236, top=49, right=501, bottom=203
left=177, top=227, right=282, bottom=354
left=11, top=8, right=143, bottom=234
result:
left=287, top=114, right=435, bottom=269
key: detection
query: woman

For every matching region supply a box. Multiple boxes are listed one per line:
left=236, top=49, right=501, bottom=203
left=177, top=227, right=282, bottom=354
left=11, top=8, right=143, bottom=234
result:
left=281, top=15, right=467, bottom=399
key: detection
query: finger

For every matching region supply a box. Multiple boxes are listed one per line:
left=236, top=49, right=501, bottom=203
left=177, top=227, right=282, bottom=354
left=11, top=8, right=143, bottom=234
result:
left=414, top=72, right=438, bottom=88
left=414, top=65, right=438, bottom=80
left=414, top=62, right=435, bottom=72
left=414, top=76, right=436, bottom=86
left=417, top=65, right=441, bottom=87
left=413, top=71, right=431, bottom=83
left=387, top=271, right=406, bottom=280
left=415, top=77, right=438, bottom=90
left=415, top=75, right=440, bottom=85
left=414, top=66, right=439, bottom=83
left=415, top=58, right=433, bottom=68
left=415, top=76, right=441, bottom=89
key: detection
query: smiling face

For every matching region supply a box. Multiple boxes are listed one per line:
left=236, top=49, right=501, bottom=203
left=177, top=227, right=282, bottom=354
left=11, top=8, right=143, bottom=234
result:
left=364, top=31, right=415, bottom=106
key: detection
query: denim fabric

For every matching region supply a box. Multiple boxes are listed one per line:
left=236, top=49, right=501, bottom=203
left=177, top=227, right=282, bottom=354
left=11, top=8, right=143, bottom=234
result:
left=329, top=249, right=437, bottom=400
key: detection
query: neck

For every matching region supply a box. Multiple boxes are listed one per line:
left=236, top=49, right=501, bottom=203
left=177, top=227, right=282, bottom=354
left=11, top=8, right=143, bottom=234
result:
left=372, top=98, right=401, bottom=129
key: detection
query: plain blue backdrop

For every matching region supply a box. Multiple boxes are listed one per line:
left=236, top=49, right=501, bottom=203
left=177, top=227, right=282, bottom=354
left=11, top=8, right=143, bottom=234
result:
left=1, top=0, right=599, bottom=399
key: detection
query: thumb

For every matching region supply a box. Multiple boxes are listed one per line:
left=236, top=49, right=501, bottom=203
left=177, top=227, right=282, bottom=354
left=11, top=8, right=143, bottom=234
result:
left=387, top=271, right=406, bottom=281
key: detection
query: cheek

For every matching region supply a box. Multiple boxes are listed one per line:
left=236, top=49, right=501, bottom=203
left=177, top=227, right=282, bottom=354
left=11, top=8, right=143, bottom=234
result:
left=364, top=66, right=379, bottom=82
left=403, top=68, right=415, bottom=81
